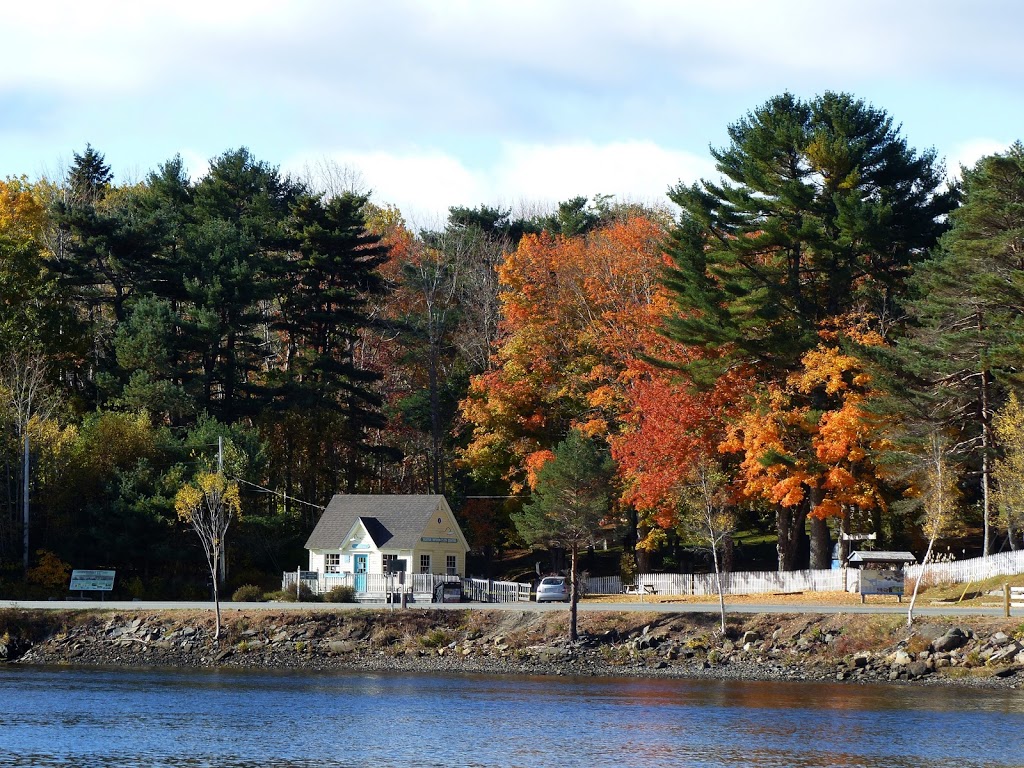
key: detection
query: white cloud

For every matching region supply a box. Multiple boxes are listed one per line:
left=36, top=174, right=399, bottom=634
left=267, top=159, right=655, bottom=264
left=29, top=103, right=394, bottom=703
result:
left=287, top=140, right=713, bottom=223
left=10, top=2, right=1023, bottom=102
left=178, top=150, right=212, bottom=183
left=3, top=0, right=1022, bottom=213
left=283, top=149, right=485, bottom=230
left=492, top=141, right=714, bottom=209
left=946, top=138, right=1015, bottom=177
left=1, top=0, right=312, bottom=91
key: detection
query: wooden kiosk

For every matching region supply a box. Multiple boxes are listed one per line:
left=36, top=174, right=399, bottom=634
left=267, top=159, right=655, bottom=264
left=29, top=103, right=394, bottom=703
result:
left=847, top=551, right=917, bottom=603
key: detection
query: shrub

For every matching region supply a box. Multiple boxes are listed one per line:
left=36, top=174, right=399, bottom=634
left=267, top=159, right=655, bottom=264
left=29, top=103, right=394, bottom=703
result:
left=265, top=583, right=319, bottom=602
left=123, top=576, right=146, bottom=600
left=419, top=629, right=451, bottom=648
left=26, top=550, right=72, bottom=593
left=323, top=585, right=356, bottom=603
left=296, top=583, right=319, bottom=602
left=371, top=627, right=401, bottom=647
left=232, top=584, right=266, bottom=602
left=620, top=551, right=637, bottom=586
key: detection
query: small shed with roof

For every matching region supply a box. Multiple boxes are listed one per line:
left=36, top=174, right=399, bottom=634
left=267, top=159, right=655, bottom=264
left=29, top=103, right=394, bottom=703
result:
left=305, top=494, right=469, bottom=581
left=847, top=550, right=917, bottom=602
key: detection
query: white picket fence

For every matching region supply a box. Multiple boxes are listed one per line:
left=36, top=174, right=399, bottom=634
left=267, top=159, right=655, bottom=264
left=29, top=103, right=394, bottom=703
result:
left=285, top=549, right=1024, bottom=603
left=905, top=549, right=1024, bottom=586
left=585, top=569, right=849, bottom=597
left=283, top=571, right=533, bottom=603
left=284, top=571, right=460, bottom=598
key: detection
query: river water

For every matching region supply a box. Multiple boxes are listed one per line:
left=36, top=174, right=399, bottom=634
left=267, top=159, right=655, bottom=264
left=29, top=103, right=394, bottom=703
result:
left=1, top=666, right=1022, bottom=768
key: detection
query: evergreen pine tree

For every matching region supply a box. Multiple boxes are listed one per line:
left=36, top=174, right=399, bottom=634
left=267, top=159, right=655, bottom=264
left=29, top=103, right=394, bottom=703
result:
left=277, top=191, right=391, bottom=492
left=884, top=143, right=1024, bottom=555
left=512, top=430, right=613, bottom=641
left=660, top=92, right=953, bottom=569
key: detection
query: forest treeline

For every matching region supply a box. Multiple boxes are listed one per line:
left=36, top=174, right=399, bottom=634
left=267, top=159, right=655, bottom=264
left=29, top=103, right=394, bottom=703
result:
left=3, top=91, right=1024, bottom=597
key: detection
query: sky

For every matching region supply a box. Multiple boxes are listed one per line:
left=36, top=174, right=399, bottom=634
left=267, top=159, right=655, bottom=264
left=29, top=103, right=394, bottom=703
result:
left=2, top=0, right=1023, bottom=228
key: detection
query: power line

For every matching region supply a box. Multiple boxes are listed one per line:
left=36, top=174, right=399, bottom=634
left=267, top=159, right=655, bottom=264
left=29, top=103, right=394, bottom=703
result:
left=231, top=477, right=327, bottom=511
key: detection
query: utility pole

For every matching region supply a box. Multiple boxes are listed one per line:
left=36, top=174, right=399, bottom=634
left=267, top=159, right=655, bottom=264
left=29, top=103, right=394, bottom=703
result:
left=22, top=433, right=29, bottom=575
left=217, top=436, right=226, bottom=584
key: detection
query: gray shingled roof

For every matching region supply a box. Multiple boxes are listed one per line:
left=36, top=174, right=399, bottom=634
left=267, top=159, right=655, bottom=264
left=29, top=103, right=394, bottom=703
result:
left=848, top=550, right=917, bottom=565
left=305, top=494, right=449, bottom=551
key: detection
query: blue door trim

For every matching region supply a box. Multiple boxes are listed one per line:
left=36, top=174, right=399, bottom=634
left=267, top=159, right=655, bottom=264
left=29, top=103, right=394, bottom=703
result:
left=354, top=554, right=368, bottom=592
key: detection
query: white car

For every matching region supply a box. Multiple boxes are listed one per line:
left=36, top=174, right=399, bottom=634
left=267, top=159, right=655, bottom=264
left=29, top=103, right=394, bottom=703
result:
left=535, top=576, right=570, bottom=603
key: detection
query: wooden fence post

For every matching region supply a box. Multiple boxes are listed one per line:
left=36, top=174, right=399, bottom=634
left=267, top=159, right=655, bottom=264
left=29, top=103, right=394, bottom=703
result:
left=1005, top=583, right=1011, bottom=618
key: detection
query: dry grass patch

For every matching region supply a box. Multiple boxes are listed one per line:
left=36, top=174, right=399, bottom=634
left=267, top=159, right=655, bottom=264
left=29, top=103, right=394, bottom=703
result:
left=914, top=574, right=1024, bottom=604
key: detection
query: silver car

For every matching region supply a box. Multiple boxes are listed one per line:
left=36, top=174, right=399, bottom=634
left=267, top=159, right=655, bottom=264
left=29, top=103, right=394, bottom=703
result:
left=535, top=576, right=570, bottom=603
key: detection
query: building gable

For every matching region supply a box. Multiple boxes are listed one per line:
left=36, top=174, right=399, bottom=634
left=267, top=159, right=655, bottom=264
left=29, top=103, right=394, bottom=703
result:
left=305, top=494, right=468, bottom=554
left=417, top=498, right=469, bottom=551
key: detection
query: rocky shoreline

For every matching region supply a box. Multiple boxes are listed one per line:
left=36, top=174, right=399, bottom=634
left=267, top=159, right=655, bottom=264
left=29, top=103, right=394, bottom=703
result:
left=3, top=607, right=1023, bottom=688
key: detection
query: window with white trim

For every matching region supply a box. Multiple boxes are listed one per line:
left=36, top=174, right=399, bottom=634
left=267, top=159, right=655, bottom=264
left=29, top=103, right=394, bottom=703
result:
left=419, top=554, right=431, bottom=574
left=325, top=553, right=341, bottom=573
left=382, top=553, right=399, bottom=572
left=446, top=554, right=457, bottom=576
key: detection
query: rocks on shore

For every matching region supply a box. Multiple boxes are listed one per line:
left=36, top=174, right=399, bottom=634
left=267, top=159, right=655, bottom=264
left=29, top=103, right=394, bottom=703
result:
left=5, top=610, right=1023, bottom=688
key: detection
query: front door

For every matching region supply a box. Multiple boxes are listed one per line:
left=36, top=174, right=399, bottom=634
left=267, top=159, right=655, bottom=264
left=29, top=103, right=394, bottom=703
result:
left=354, top=554, right=368, bottom=593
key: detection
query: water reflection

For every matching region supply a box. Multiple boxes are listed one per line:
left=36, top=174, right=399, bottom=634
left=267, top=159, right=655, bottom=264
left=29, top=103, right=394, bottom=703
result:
left=1, top=666, right=1022, bottom=768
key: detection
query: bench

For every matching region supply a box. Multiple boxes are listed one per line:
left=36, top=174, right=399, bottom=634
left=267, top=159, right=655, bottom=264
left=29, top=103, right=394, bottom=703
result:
left=623, top=584, right=658, bottom=596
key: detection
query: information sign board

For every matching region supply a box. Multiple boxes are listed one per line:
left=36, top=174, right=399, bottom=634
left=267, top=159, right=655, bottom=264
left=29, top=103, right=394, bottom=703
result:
left=69, top=570, right=116, bottom=592
left=860, top=568, right=904, bottom=600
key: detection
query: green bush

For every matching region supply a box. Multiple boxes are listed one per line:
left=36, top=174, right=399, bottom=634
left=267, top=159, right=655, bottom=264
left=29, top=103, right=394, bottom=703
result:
left=232, top=584, right=266, bottom=602
left=419, top=628, right=451, bottom=648
left=296, top=583, right=319, bottom=602
left=123, top=576, right=146, bottom=600
left=323, top=585, right=356, bottom=603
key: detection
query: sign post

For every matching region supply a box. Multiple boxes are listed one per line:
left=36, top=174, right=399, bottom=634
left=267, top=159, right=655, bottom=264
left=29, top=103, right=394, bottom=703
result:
left=387, top=558, right=407, bottom=609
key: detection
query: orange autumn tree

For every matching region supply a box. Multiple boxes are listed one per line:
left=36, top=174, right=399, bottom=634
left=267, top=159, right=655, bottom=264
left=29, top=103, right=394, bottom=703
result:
left=460, top=214, right=667, bottom=493
left=611, top=356, right=748, bottom=565
left=719, top=319, right=889, bottom=569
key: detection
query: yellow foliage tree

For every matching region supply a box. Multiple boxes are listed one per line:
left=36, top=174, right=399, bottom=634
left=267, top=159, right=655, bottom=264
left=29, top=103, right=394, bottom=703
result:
left=992, top=394, right=1024, bottom=550
left=905, top=432, right=962, bottom=627
left=175, top=472, right=241, bottom=639
left=26, top=549, right=72, bottom=593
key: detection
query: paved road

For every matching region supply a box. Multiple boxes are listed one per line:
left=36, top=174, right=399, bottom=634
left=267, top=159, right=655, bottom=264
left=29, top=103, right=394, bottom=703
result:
left=1, top=598, right=1017, bottom=617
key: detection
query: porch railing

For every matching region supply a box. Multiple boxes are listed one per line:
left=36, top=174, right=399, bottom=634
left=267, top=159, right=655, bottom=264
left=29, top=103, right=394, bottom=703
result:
left=281, top=571, right=532, bottom=603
